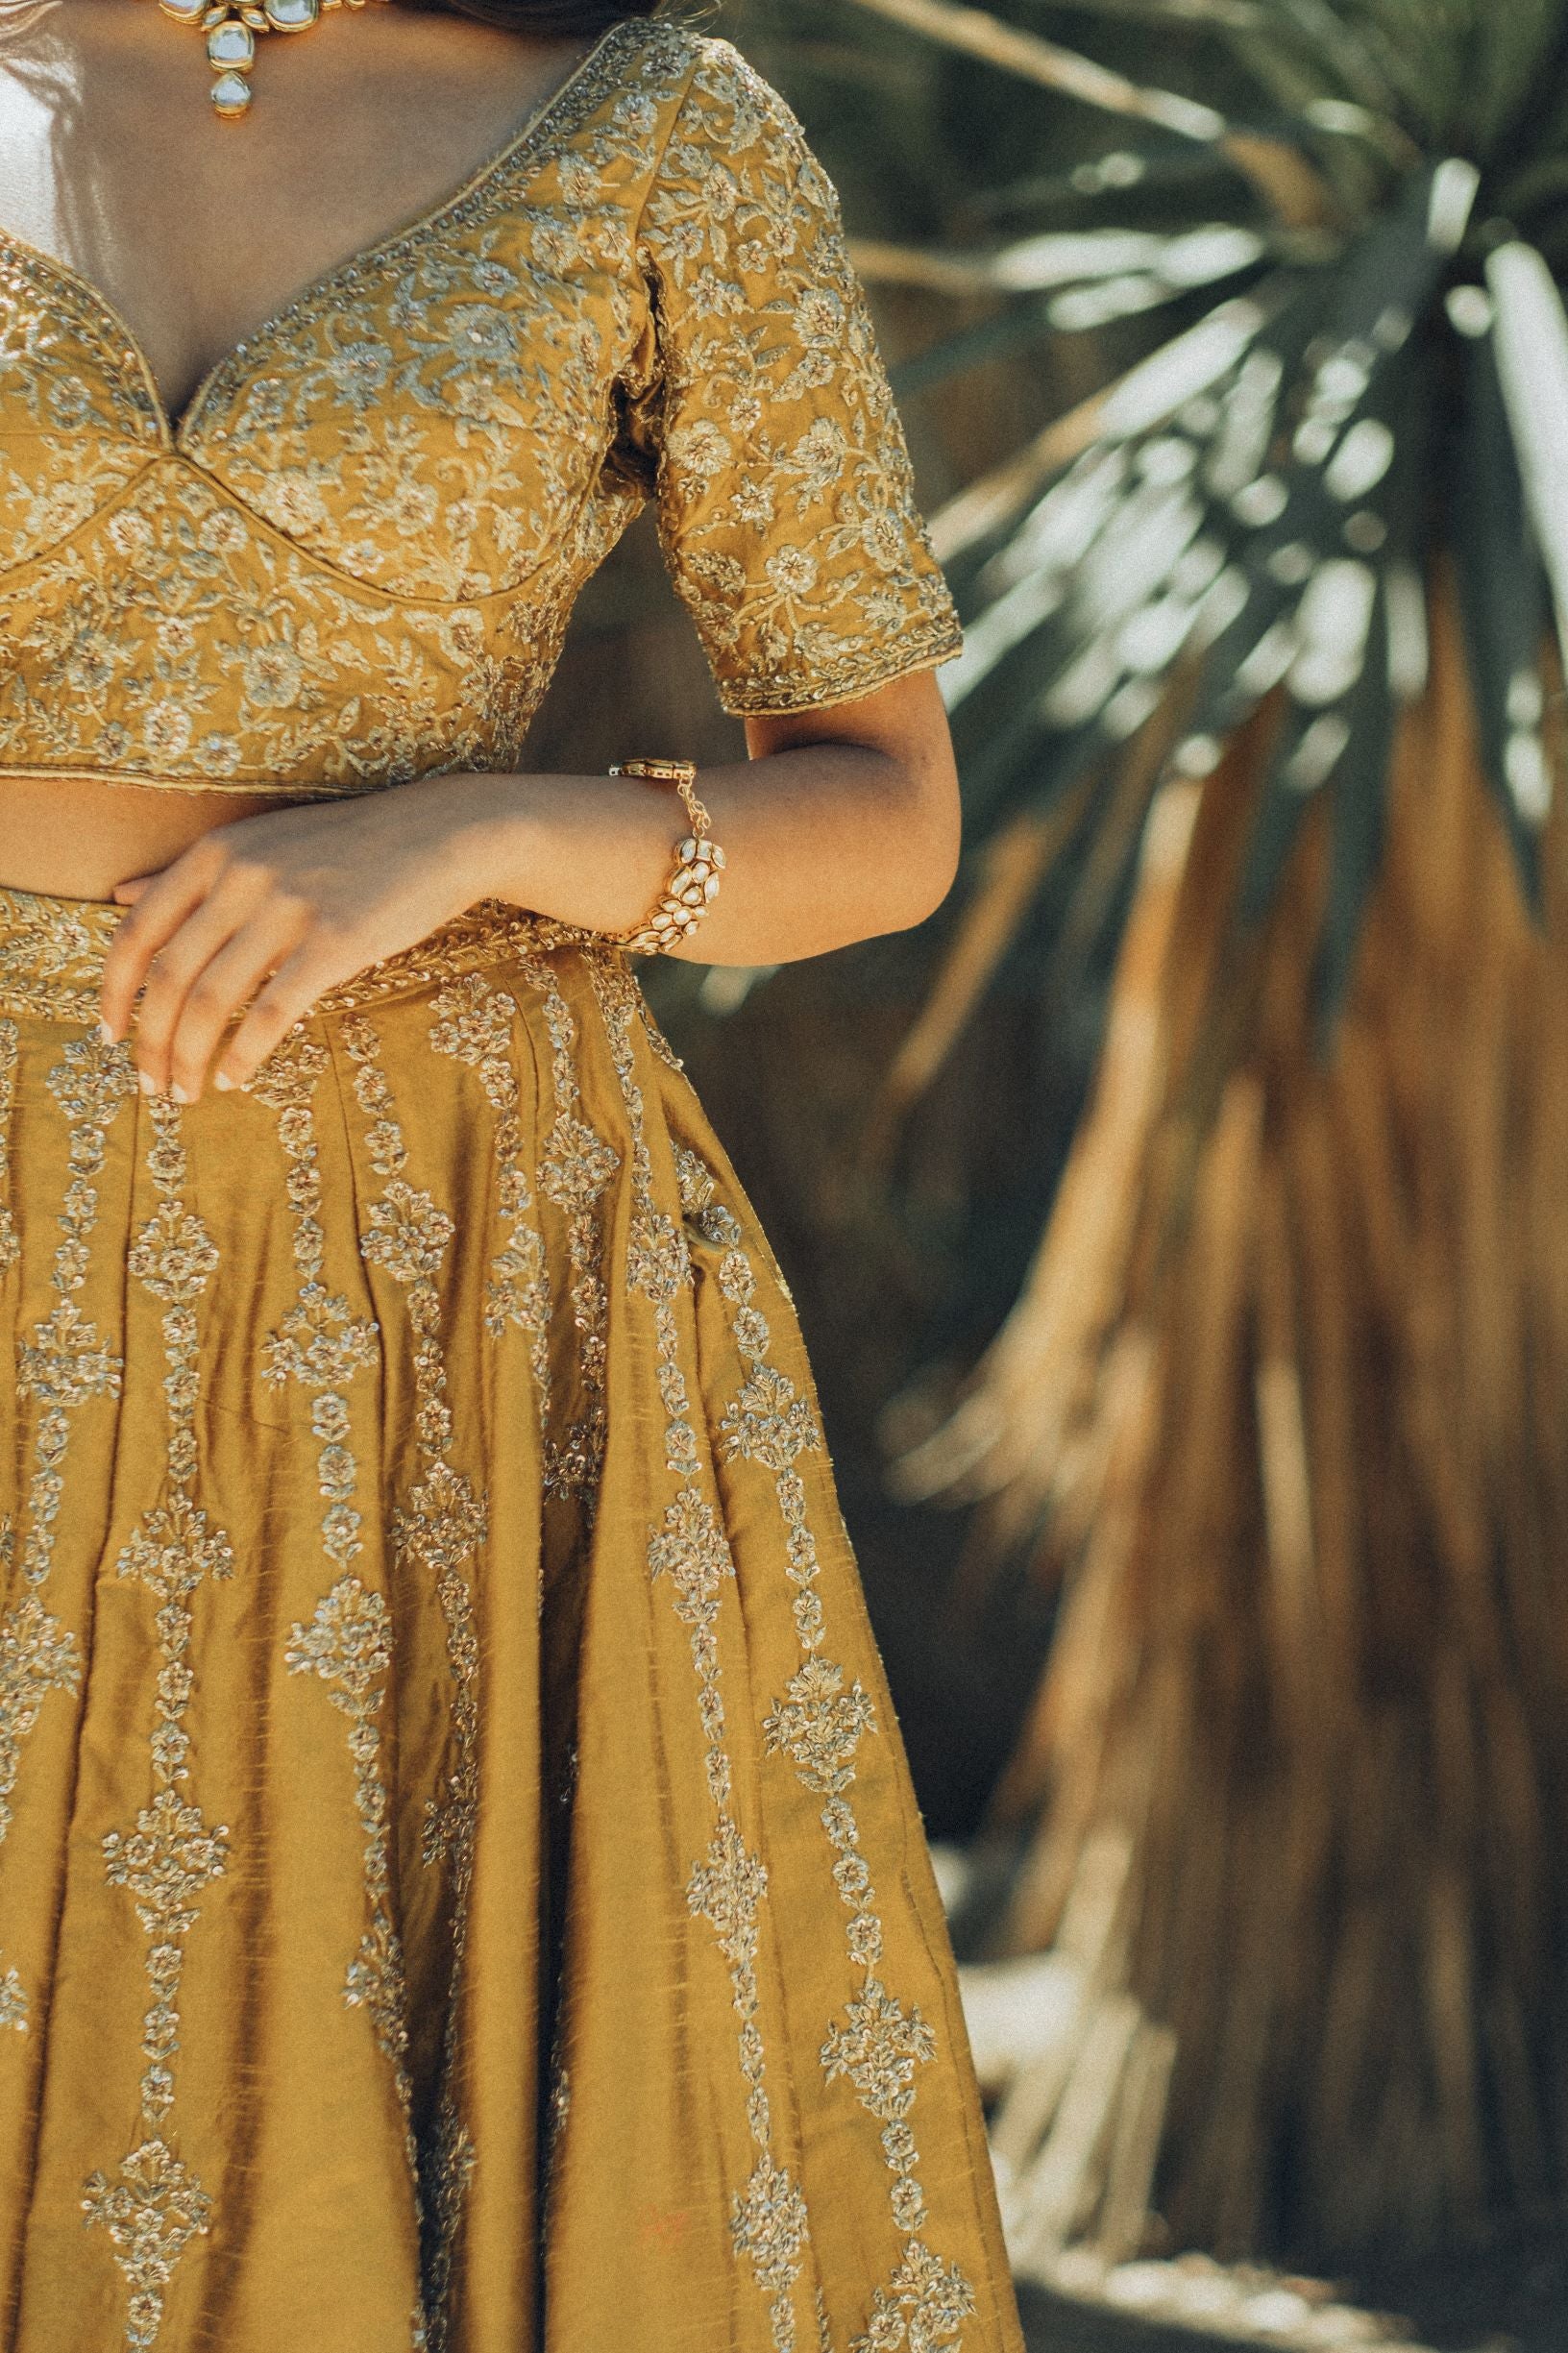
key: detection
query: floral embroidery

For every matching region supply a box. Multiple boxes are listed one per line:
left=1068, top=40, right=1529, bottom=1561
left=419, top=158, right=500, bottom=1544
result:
left=0, top=1026, right=67, bottom=2027
left=0, top=1028, right=134, bottom=2047
left=850, top=2243, right=976, bottom=2353
left=84, top=1095, right=232, bottom=2350
left=426, top=974, right=552, bottom=1401
left=588, top=956, right=810, bottom=2349
left=0, top=889, right=119, bottom=1023
left=730, top=2157, right=812, bottom=2297
left=515, top=964, right=621, bottom=1507
left=0, top=1017, right=16, bottom=1275
left=698, top=1179, right=975, bottom=2345
left=15, top=1038, right=133, bottom=1584
left=0, top=892, right=1012, bottom=2350
left=763, top=1658, right=878, bottom=1798
left=340, top=1016, right=487, bottom=2349
left=252, top=1031, right=422, bottom=2228
left=0, top=25, right=959, bottom=798
left=285, top=1578, right=415, bottom=2111
left=0, top=241, right=154, bottom=565
left=251, top=1035, right=442, bottom=2353
left=80, top=2141, right=215, bottom=2353
left=0, top=1591, right=78, bottom=2034
left=630, top=44, right=963, bottom=714
left=821, top=1984, right=938, bottom=2124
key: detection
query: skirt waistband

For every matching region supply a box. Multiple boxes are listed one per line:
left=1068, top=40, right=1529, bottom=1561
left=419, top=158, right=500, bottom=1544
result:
left=0, top=887, right=612, bottom=1025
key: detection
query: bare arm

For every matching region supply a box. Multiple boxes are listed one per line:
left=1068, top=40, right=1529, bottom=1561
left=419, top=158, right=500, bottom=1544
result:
left=467, top=672, right=959, bottom=963
left=97, top=669, right=961, bottom=1101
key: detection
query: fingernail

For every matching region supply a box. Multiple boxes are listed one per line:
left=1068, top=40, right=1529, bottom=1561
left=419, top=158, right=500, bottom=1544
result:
left=169, top=1083, right=192, bottom=1106
left=137, top=1071, right=157, bottom=1097
left=97, top=1018, right=115, bottom=1045
left=212, top=1071, right=233, bottom=1093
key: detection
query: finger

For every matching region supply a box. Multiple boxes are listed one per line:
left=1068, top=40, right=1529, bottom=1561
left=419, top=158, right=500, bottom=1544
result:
left=99, top=852, right=227, bottom=1043
left=216, top=935, right=358, bottom=1094
left=111, top=874, right=157, bottom=906
left=165, top=914, right=303, bottom=1103
left=131, top=886, right=301, bottom=1099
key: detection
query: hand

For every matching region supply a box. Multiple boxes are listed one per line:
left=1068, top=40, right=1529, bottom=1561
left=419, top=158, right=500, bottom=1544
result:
left=98, top=775, right=498, bottom=1100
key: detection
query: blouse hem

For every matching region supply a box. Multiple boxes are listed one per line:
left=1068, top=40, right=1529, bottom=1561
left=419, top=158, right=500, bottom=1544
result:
left=715, top=628, right=966, bottom=721
left=0, top=765, right=392, bottom=797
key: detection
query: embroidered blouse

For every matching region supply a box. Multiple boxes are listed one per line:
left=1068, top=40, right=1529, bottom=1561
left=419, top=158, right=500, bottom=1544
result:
left=0, top=19, right=963, bottom=797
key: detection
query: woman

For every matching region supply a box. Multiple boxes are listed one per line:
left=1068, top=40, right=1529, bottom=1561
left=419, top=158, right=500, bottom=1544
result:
left=0, top=1, right=1024, bottom=2346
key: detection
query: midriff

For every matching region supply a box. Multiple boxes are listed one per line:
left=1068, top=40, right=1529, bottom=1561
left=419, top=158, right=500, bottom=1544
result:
left=0, top=776, right=325, bottom=901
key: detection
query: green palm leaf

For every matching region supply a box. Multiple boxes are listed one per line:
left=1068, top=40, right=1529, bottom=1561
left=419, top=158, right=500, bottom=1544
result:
left=821, top=0, right=1568, bottom=1032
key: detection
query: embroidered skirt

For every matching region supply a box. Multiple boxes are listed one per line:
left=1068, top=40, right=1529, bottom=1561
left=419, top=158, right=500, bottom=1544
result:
left=0, top=887, right=1021, bottom=2353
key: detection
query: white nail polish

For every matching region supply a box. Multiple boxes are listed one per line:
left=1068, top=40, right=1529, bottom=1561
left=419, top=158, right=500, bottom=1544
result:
left=213, top=1072, right=233, bottom=1093
left=97, top=1018, right=115, bottom=1045
left=169, top=1084, right=192, bottom=1106
left=137, top=1071, right=156, bottom=1097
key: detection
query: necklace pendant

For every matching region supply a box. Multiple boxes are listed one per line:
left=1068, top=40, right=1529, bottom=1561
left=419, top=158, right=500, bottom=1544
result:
left=152, top=0, right=340, bottom=120
left=209, top=71, right=253, bottom=118
left=207, top=13, right=256, bottom=114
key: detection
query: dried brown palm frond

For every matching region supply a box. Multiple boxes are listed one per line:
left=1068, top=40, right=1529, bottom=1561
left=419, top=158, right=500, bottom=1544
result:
left=941, top=581, right=1568, bottom=2266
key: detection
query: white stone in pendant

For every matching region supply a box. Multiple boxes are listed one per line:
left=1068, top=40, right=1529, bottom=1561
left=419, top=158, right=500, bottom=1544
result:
left=208, top=20, right=255, bottom=64
left=159, top=0, right=207, bottom=21
left=264, top=0, right=319, bottom=27
left=210, top=68, right=253, bottom=114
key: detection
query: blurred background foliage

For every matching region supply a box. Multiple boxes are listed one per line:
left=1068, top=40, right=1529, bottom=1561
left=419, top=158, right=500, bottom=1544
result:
left=527, top=0, right=1568, bottom=2306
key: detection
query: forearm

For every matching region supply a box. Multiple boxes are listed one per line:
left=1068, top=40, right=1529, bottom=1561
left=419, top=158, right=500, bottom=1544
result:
left=94, top=678, right=963, bottom=1099
left=442, top=738, right=960, bottom=966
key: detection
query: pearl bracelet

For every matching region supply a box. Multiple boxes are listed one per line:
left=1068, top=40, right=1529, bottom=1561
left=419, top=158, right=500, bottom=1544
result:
left=609, top=757, right=727, bottom=956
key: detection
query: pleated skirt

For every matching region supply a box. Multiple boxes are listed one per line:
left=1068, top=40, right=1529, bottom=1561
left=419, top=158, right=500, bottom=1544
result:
left=0, top=886, right=1021, bottom=2353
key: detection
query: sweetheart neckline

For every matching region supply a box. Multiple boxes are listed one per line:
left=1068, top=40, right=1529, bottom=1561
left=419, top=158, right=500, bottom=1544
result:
left=0, top=15, right=637, bottom=453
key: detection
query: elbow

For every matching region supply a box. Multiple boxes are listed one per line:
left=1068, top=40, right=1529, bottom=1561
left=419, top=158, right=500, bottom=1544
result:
left=898, top=822, right=960, bottom=932
left=892, top=751, right=963, bottom=932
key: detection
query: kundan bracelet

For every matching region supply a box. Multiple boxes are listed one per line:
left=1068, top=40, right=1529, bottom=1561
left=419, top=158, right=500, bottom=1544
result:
left=609, top=757, right=727, bottom=955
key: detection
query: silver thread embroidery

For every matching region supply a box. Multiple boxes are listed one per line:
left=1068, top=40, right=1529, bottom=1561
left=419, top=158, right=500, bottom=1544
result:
left=588, top=956, right=812, bottom=2353
left=3, top=1034, right=135, bottom=2035
left=517, top=962, right=619, bottom=1510
left=253, top=1035, right=421, bottom=2202
left=83, top=1093, right=233, bottom=2352
left=342, top=1013, right=485, bottom=2348
left=694, top=1157, right=974, bottom=2351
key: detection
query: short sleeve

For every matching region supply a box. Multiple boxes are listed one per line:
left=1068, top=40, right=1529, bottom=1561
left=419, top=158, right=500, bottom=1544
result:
left=625, top=40, right=965, bottom=717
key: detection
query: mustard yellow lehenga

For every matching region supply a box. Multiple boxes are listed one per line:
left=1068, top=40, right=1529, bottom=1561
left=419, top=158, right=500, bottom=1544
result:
left=0, top=19, right=1023, bottom=2353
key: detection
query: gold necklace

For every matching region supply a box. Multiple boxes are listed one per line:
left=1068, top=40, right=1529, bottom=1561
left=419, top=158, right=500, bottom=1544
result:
left=152, top=0, right=391, bottom=121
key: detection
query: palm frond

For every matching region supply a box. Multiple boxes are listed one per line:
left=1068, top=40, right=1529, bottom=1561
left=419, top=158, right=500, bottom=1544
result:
left=834, top=0, right=1568, bottom=1041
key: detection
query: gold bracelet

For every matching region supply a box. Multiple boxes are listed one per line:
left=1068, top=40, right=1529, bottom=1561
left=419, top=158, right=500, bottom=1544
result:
left=609, top=758, right=727, bottom=956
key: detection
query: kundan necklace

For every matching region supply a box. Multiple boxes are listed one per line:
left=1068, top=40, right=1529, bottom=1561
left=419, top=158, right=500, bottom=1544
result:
left=150, top=0, right=390, bottom=121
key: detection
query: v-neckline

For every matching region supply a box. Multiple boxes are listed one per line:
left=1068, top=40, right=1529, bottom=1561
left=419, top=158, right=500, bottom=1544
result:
left=0, top=16, right=633, bottom=452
